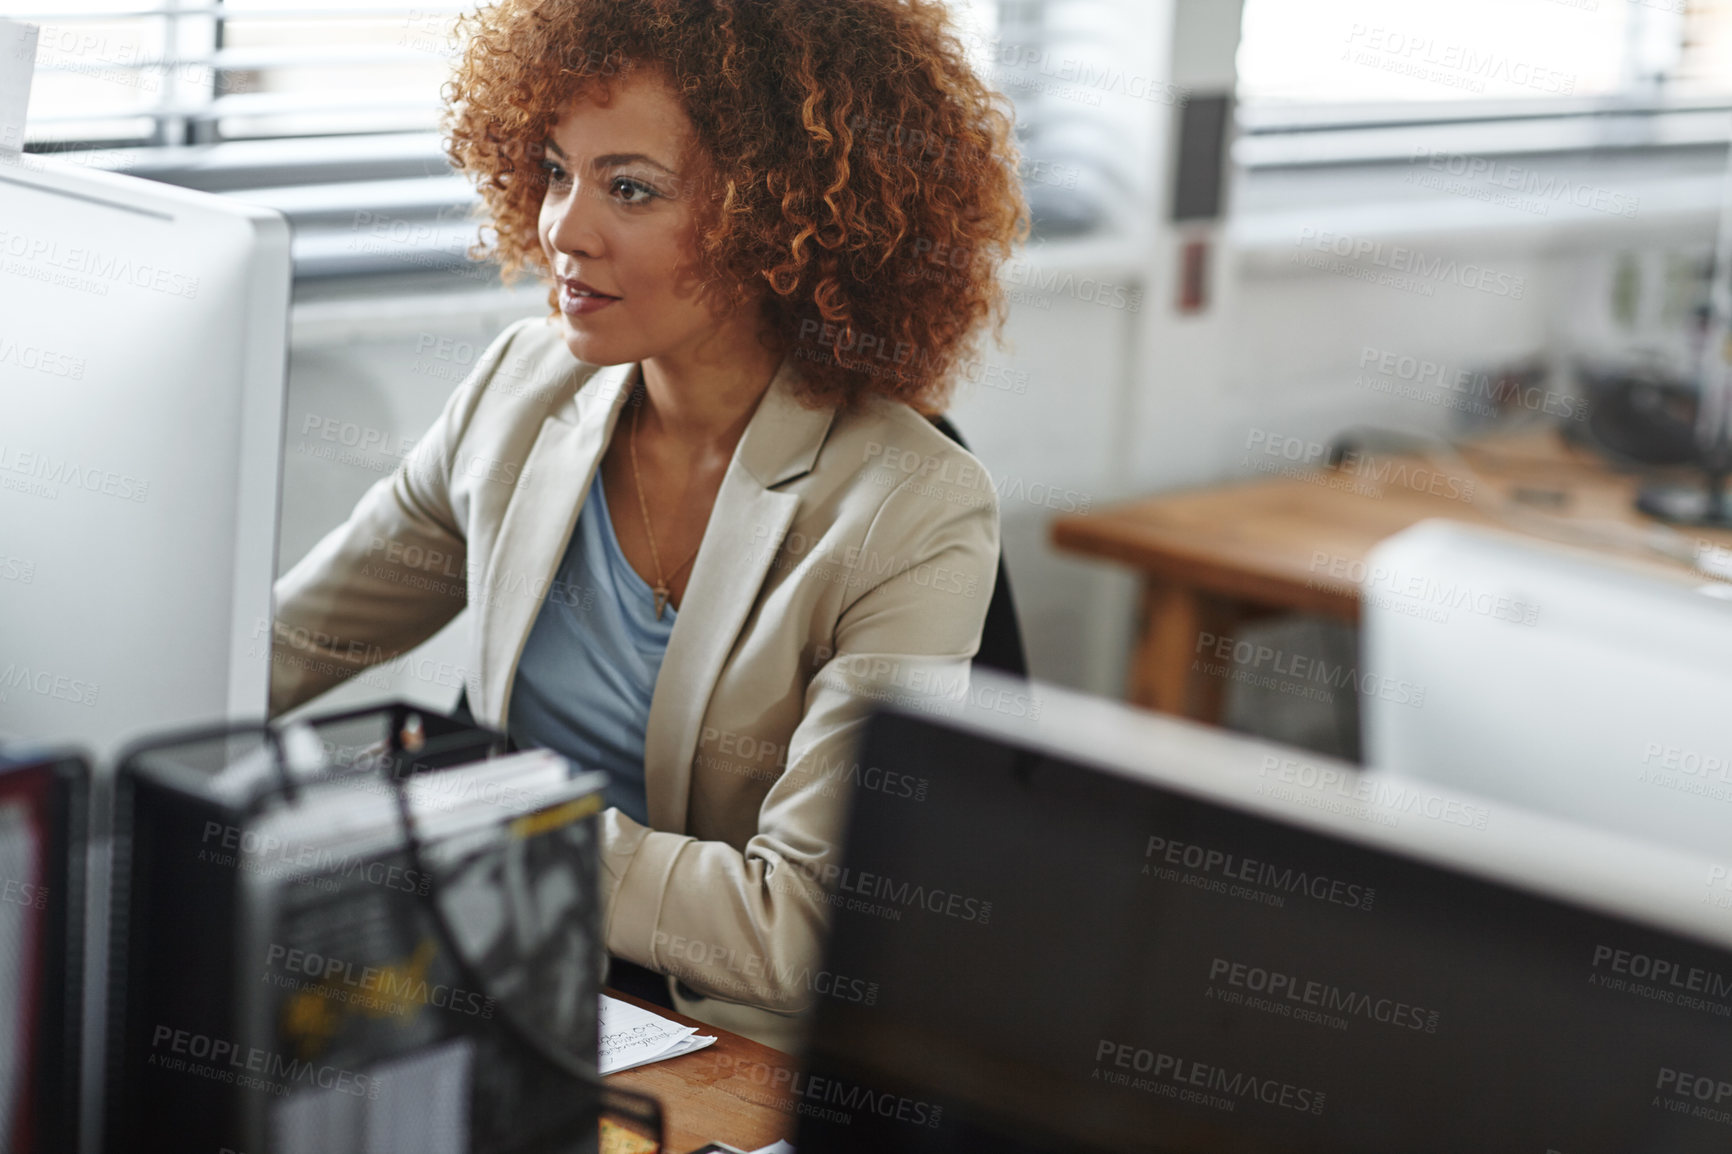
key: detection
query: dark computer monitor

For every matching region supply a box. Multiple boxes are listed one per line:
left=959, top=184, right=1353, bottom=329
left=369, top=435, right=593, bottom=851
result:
left=0, top=746, right=89, bottom=1154
left=798, top=674, right=1732, bottom=1153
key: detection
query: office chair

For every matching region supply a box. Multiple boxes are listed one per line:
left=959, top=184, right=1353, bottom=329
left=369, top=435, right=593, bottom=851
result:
left=928, top=412, right=1029, bottom=679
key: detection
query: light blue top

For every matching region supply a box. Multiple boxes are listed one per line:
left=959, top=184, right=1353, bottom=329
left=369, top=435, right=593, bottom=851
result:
left=507, top=468, right=673, bottom=825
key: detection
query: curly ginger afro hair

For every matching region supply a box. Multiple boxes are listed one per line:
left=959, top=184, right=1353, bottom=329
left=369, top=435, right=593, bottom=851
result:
left=443, top=0, right=1030, bottom=413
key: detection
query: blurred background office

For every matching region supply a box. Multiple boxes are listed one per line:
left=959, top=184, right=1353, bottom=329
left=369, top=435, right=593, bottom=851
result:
left=10, top=0, right=1732, bottom=758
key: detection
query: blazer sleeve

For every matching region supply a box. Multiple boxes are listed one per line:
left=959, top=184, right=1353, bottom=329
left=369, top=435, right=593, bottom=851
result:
left=598, top=466, right=1001, bottom=1013
left=268, top=319, right=535, bottom=718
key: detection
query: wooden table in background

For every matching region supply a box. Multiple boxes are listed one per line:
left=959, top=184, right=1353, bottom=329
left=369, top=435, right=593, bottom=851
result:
left=603, top=988, right=798, bottom=1154
left=1052, top=430, right=1732, bottom=723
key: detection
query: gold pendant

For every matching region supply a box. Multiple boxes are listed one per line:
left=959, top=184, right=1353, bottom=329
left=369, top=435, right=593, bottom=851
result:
left=653, top=586, right=670, bottom=620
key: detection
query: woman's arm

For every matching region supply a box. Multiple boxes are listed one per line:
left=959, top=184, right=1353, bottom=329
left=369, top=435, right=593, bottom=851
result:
left=269, top=319, right=538, bottom=718
left=599, top=467, right=1001, bottom=1013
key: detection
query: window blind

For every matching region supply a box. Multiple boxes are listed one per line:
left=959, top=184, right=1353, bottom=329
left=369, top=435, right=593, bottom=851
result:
left=6, top=0, right=469, bottom=150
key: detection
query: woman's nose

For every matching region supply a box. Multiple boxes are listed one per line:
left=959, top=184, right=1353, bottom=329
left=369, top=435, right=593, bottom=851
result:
left=547, top=181, right=605, bottom=259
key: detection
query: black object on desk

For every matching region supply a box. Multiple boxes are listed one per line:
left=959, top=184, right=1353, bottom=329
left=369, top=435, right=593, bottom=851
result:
left=102, top=702, right=629, bottom=1154
left=0, top=745, right=89, bottom=1154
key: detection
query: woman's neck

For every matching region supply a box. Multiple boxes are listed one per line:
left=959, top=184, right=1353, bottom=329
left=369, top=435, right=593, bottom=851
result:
left=637, top=319, right=784, bottom=450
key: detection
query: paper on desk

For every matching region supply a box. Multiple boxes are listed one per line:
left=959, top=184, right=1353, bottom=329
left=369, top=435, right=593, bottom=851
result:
left=599, top=993, right=717, bottom=1075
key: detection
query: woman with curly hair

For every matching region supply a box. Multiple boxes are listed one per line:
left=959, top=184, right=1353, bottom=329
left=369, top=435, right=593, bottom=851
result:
left=269, top=0, right=1027, bottom=1050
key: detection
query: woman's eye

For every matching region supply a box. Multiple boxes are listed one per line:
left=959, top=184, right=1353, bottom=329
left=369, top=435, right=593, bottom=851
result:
left=611, top=177, right=657, bottom=205
left=538, top=158, right=569, bottom=184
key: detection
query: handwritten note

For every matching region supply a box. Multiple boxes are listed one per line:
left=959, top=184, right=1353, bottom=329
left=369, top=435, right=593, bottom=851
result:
left=599, top=994, right=717, bottom=1075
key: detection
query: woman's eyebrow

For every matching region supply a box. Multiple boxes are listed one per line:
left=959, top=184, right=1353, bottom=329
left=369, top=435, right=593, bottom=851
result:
left=594, top=152, right=676, bottom=175
left=541, top=139, right=676, bottom=175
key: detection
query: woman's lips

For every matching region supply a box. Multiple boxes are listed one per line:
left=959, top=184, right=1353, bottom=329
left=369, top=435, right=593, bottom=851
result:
left=558, top=278, right=620, bottom=316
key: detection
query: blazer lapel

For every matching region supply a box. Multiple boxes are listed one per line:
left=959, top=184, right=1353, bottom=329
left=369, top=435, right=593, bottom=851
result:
left=643, top=354, right=835, bottom=834
left=474, top=360, right=636, bottom=725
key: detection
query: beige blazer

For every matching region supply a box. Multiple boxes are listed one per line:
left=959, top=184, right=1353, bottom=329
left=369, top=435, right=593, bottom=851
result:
left=269, top=316, right=1000, bottom=1050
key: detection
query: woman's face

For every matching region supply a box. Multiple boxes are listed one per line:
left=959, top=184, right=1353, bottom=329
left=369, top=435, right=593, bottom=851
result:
left=537, top=67, right=734, bottom=368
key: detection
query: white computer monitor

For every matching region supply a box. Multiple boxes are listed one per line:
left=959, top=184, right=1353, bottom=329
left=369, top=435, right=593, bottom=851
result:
left=0, top=154, right=291, bottom=764
left=1360, top=518, right=1732, bottom=858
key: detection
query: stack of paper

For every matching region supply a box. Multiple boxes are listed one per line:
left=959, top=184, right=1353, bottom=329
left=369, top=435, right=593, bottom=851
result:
left=599, top=994, right=717, bottom=1075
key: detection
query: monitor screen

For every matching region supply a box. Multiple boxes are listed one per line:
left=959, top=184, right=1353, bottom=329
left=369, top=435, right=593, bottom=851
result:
left=799, top=702, right=1732, bottom=1153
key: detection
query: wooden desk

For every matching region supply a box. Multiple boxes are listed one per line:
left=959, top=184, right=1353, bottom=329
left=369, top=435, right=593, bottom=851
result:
left=603, top=989, right=798, bottom=1154
left=1052, top=429, right=1732, bottom=722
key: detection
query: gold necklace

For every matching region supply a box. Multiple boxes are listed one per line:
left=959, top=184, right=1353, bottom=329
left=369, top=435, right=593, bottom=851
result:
left=628, top=388, right=702, bottom=620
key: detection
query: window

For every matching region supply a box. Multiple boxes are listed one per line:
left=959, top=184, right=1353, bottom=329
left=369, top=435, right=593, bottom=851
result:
left=1, top=0, right=1095, bottom=278
left=4, top=0, right=465, bottom=151
left=1238, top=0, right=1732, bottom=125
left=8, top=0, right=1003, bottom=153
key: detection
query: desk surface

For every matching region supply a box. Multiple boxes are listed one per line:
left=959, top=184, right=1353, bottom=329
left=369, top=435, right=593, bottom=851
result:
left=603, top=989, right=798, bottom=1154
left=1054, top=429, right=1732, bottom=620
left=1051, top=429, right=1732, bottom=718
